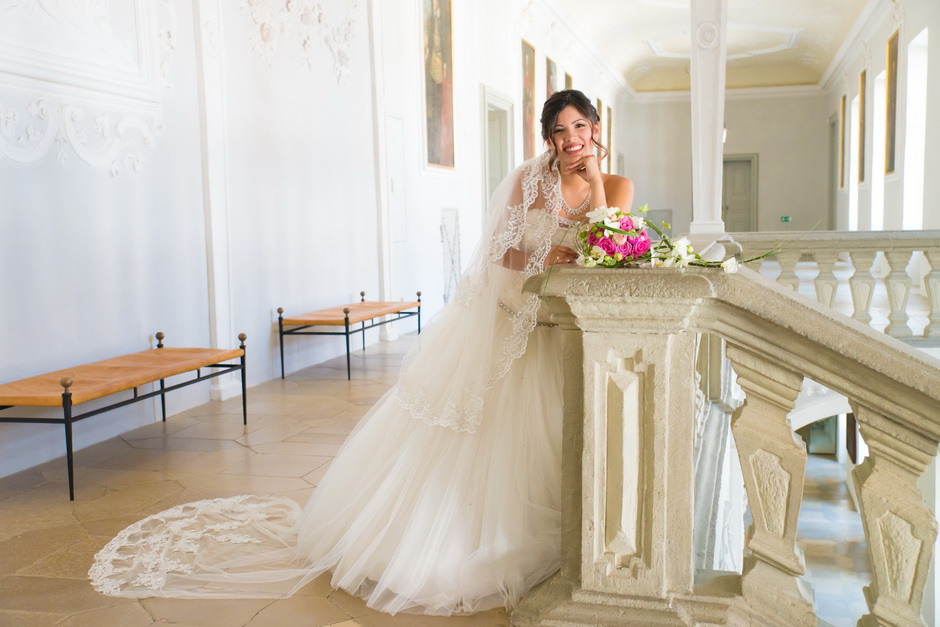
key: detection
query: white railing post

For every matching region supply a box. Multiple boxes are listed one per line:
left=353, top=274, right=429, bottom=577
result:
left=923, top=248, right=940, bottom=339
left=883, top=250, right=914, bottom=338
left=849, top=250, right=878, bottom=326
left=851, top=402, right=939, bottom=626
left=726, top=344, right=814, bottom=625
left=812, top=250, right=841, bottom=307
left=776, top=250, right=802, bottom=291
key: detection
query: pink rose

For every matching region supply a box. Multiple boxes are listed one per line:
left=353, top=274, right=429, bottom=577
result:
left=588, top=232, right=598, bottom=245
left=632, top=233, right=651, bottom=256
left=619, top=216, right=634, bottom=231
left=616, top=241, right=634, bottom=256
left=598, top=237, right=616, bottom=255
left=612, top=233, right=627, bottom=245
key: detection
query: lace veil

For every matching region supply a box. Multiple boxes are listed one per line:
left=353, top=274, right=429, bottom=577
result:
left=397, top=150, right=571, bottom=433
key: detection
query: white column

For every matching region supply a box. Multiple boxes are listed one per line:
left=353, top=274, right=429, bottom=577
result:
left=193, top=0, right=237, bottom=399
left=689, top=0, right=728, bottom=235
left=367, top=0, right=395, bottom=341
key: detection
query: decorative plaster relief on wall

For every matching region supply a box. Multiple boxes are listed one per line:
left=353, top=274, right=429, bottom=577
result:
left=241, top=0, right=358, bottom=84
left=750, top=449, right=790, bottom=537
left=0, top=0, right=176, bottom=175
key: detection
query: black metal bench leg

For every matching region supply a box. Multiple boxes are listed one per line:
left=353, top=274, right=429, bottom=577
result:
left=344, top=310, right=352, bottom=380
left=159, top=378, right=167, bottom=422
left=361, top=322, right=366, bottom=351
left=277, top=309, right=286, bottom=379
left=62, top=386, right=74, bottom=501
left=239, top=333, right=248, bottom=425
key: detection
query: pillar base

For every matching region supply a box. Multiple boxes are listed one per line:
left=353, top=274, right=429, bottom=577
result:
left=513, top=571, right=741, bottom=626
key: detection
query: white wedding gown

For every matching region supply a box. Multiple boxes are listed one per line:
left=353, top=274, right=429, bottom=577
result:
left=90, top=154, right=581, bottom=616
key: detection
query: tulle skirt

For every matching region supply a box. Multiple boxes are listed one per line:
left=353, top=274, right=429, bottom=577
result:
left=90, top=325, right=563, bottom=615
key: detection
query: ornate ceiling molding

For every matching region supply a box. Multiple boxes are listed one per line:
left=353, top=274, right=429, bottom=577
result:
left=0, top=0, right=176, bottom=176
left=241, top=0, right=359, bottom=85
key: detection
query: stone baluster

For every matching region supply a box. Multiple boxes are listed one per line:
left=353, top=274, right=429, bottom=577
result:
left=922, top=248, right=940, bottom=338
left=726, top=345, right=814, bottom=625
left=812, top=250, right=841, bottom=307
left=849, top=250, right=878, bottom=325
left=883, top=249, right=914, bottom=338
left=851, top=402, right=938, bottom=626
left=775, top=250, right=802, bottom=291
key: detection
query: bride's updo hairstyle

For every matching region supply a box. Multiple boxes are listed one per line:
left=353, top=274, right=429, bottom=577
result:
left=540, top=89, right=609, bottom=164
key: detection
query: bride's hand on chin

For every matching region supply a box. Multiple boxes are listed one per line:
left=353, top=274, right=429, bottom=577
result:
left=564, top=155, right=601, bottom=183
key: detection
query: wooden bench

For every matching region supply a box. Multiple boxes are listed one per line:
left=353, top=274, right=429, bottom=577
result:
left=0, top=332, right=247, bottom=500
left=277, top=291, right=421, bottom=380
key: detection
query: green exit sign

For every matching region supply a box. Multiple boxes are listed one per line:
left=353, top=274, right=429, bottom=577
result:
left=780, top=216, right=791, bottom=223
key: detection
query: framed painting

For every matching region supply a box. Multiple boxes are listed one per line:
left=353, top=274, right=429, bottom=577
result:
left=885, top=30, right=899, bottom=175
left=565, top=73, right=573, bottom=90
left=858, top=70, right=866, bottom=183
left=522, top=40, right=536, bottom=160
left=839, top=95, right=846, bottom=189
left=423, top=0, right=455, bottom=168
left=546, top=57, right=557, bottom=99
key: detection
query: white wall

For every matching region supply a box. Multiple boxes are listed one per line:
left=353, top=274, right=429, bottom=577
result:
left=623, top=98, right=693, bottom=232
left=724, top=91, right=830, bottom=232
left=623, top=90, right=830, bottom=235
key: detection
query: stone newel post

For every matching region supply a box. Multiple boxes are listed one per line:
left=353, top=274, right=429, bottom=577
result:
left=514, top=269, right=705, bottom=625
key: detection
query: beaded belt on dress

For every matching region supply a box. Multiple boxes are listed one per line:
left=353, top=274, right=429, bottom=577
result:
left=497, top=300, right=557, bottom=327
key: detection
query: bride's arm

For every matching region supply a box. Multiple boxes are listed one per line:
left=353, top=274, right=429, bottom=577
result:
left=602, top=175, right=635, bottom=211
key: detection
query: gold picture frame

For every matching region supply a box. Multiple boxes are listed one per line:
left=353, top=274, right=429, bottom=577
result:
left=423, top=0, right=455, bottom=168
left=522, top=40, right=537, bottom=160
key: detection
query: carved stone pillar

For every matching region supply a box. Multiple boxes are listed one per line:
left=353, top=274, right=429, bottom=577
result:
left=852, top=403, right=938, bottom=627
left=849, top=250, right=878, bottom=325
left=514, top=273, right=702, bottom=625
left=921, top=248, right=939, bottom=339
left=775, top=250, right=802, bottom=291
left=883, top=249, right=913, bottom=338
left=812, top=251, right=841, bottom=307
left=726, top=345, right=814, bottom=625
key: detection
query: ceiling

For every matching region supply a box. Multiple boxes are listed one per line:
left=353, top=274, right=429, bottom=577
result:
left=553, top=0, right=871, bottom=92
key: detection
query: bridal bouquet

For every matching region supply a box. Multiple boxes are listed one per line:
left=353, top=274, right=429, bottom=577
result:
left=575, top=205, right=773, bottom=273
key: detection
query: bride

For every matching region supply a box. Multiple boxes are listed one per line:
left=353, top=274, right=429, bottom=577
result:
left=90, top=89, right=634, bottom=616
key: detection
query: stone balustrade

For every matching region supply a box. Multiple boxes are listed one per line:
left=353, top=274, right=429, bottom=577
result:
left=512, top=266, right=940, bottom=626
left=729, top=230, right=940, bottom=341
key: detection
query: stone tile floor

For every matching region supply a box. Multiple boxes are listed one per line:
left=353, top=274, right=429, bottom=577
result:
left=798, top=454, right=871, bottom=627
left=0, top=332, right=870, bottom=626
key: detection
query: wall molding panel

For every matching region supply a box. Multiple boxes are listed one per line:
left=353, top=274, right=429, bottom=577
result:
left=0, top=0, right=176, bottom=175
left=240, top=0, right=359, bottom=84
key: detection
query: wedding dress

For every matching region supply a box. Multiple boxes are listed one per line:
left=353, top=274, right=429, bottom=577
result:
left=89, top=152, right=582, bottom=615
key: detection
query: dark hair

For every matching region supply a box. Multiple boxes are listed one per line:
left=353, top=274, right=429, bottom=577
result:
left=540, top=89, right=608, bottom=162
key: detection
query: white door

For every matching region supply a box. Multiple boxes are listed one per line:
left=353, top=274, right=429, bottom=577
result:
left=486, top=106, right=510, bottom=202
left=722, top=159, right=755, bottom=232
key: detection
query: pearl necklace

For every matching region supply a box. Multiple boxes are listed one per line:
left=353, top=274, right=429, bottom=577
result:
left=564, top=189, right=591, bottom=216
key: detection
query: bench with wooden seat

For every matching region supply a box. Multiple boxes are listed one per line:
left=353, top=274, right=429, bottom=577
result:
left=0, top=332, right=247, bottom=500
left=277, top=291, right=421, bottom=380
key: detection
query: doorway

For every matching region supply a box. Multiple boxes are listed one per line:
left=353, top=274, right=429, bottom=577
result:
left=482, top=86, right=514, bottom=214
left=721, top=154, right=758, bottom=232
